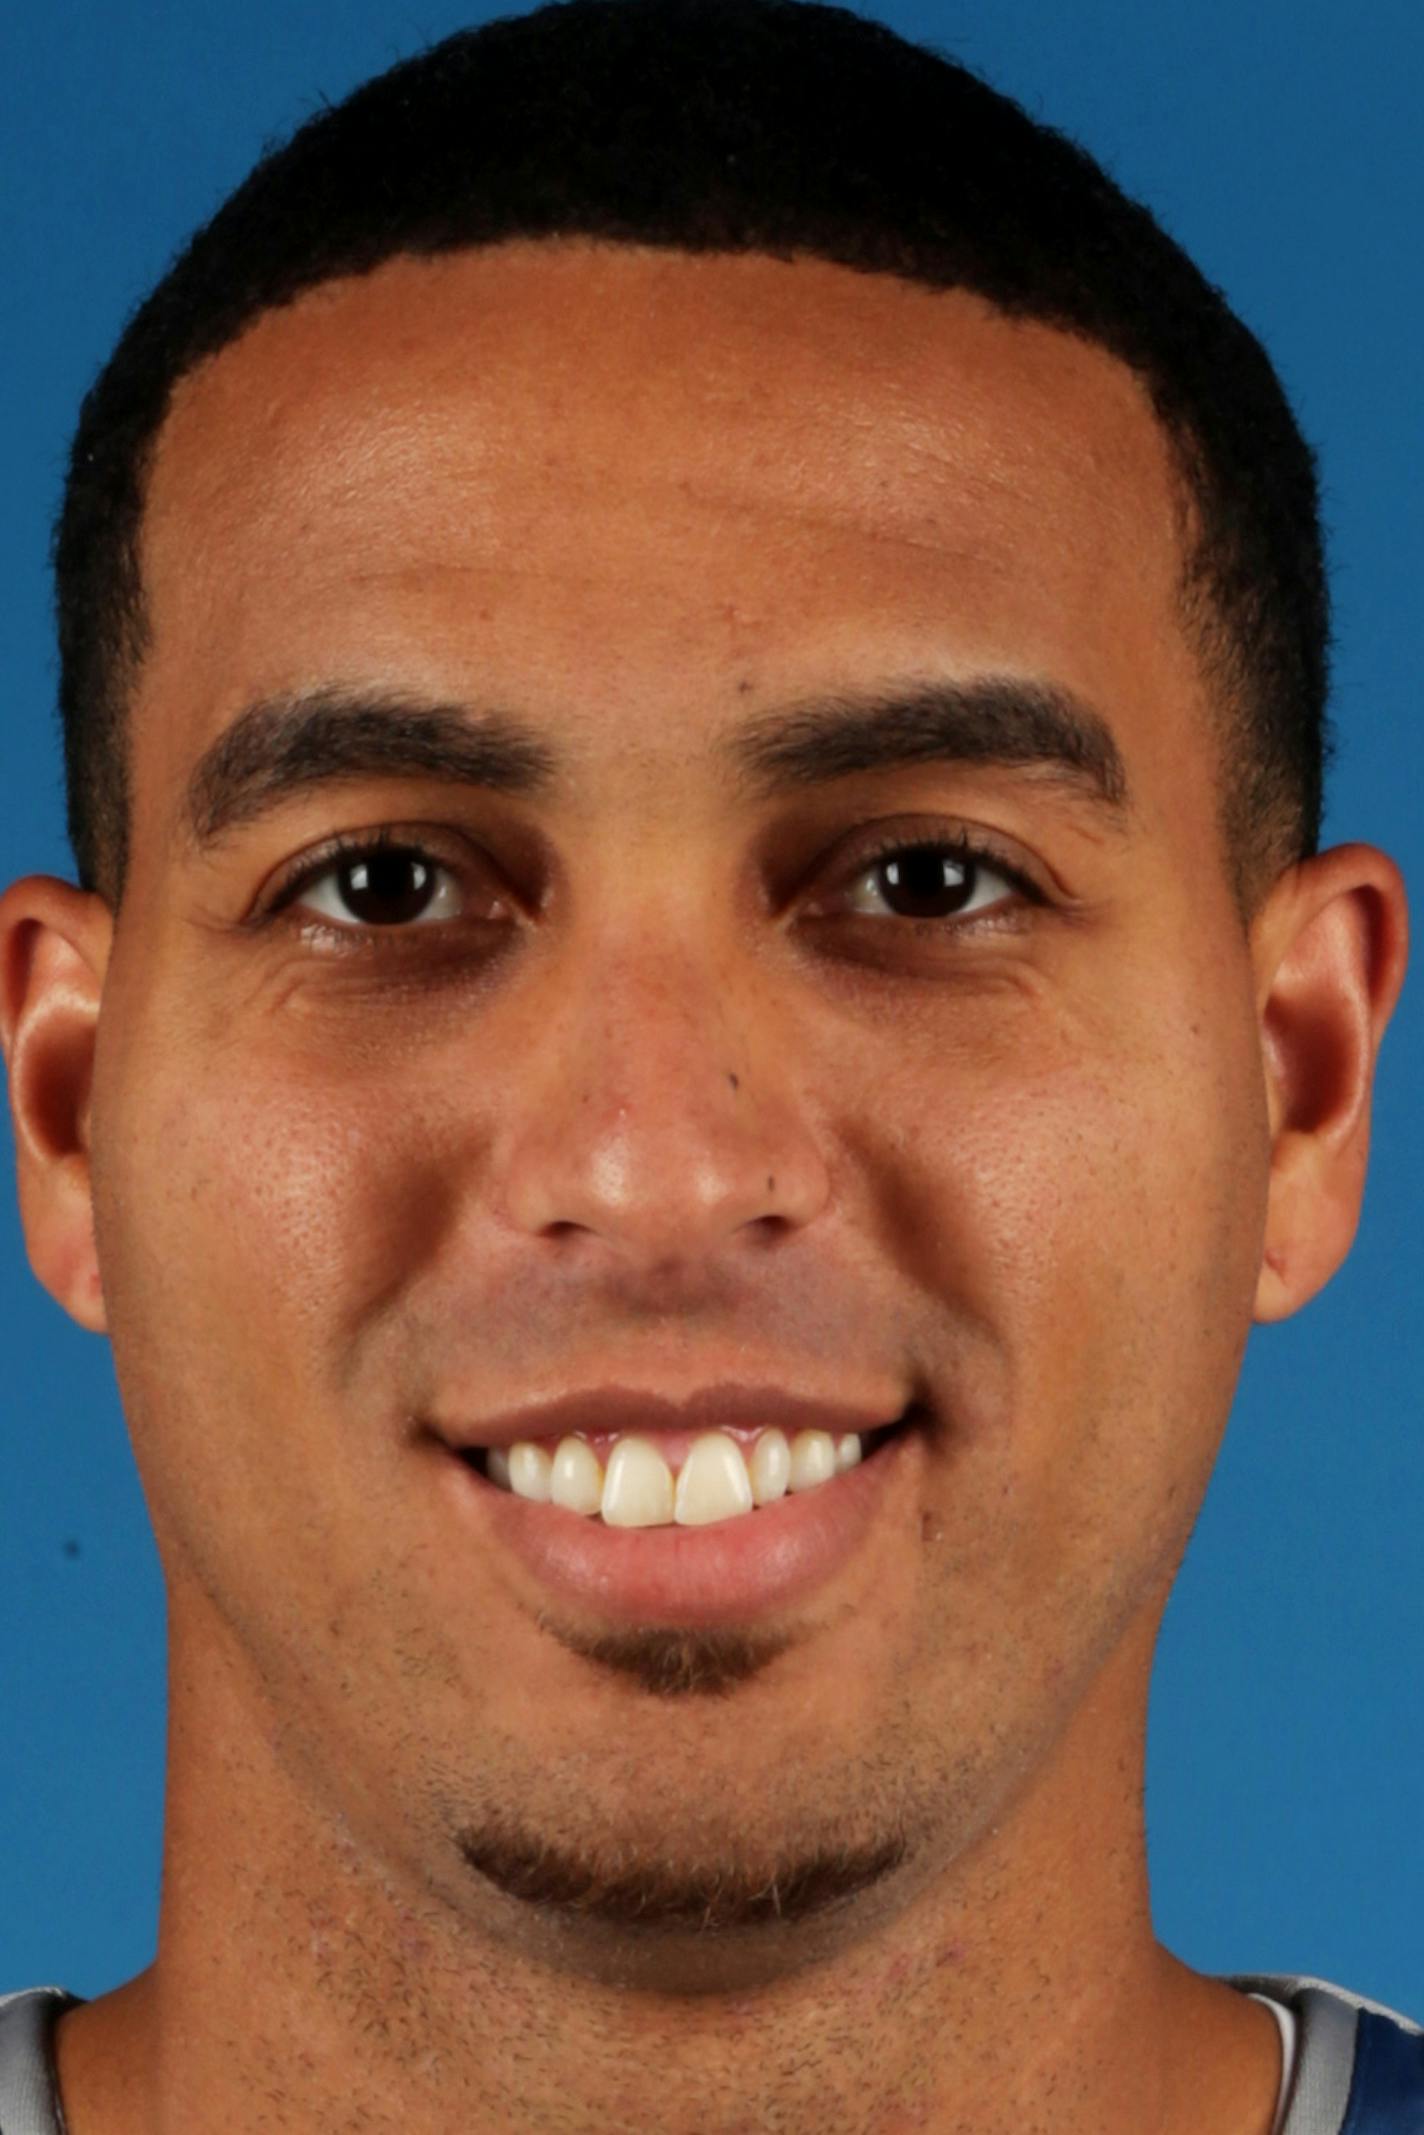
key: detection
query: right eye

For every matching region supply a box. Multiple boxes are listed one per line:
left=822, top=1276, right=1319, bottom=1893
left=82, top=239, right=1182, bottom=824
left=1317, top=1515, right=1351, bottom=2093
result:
left=287, top=842, right=466, bottom=930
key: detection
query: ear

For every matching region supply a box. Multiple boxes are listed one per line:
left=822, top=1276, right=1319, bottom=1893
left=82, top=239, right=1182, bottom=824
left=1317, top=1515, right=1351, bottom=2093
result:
left=0, top=874, right=114, bottom=1334
left=1252, top=842, right=1409, bottom=1322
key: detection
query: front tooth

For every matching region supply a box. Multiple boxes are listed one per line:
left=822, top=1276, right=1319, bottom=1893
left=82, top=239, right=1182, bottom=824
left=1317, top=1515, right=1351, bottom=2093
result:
left=509, top=1442, right=553, bottom=1501
left=550, top=1435, right=604, bottom=1515
left=601, top=1435, right=675, bottom=1527
left=674, top=1432, right=754, bottom=1525
left=749, top=1428, right=791, bottom=1505
left=788, top=1429, right=837, bottom=1491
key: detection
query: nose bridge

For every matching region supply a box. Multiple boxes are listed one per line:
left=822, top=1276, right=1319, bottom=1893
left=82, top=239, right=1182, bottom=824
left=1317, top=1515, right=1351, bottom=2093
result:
left=496, top=909, right=830, bottom=1256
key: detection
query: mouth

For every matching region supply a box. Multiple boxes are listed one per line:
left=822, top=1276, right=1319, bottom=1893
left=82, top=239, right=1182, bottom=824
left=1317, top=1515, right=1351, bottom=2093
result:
left=436, top=1405, right=925, bottom=1629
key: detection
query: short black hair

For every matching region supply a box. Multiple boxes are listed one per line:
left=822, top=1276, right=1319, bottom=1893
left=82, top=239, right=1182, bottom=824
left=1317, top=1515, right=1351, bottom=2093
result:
left=55, top=0, right=1333, bottom=923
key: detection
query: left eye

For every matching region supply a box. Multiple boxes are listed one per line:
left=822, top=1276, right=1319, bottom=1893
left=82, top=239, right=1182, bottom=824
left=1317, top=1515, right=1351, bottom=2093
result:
left=289, top=844, right=465, bottom=929
left=835, top=838, right=1033, bottom=926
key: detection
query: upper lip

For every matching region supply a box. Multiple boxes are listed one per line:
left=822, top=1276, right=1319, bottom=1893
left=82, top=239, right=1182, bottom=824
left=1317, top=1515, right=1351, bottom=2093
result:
left=439, top=1383, right=910, bottom=1450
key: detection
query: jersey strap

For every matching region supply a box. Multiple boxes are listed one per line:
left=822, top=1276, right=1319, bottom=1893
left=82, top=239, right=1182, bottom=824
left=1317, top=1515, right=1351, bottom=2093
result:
left=1340, top=2007, right=1424, bottom=2132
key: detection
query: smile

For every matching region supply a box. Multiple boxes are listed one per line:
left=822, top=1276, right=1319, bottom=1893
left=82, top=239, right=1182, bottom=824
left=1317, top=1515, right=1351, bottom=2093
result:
left=463, top=1421, right=902, bottom=1526
left=440, top=1409, right=922, bottom=1628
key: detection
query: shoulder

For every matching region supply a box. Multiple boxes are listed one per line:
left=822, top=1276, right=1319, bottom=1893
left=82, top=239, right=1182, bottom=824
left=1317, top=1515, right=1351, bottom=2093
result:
left=1227, top=1972, right=1424, bottom=2134
left=0, top=1987, right=82, bottom=2135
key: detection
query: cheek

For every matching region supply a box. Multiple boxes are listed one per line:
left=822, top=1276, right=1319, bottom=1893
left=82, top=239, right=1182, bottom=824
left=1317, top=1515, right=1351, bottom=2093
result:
left=899, top=974, right=1266, bottom=1561
left=232, top=1086, right=438, bottom=1352
left=94, top=1034, right=446, bottom=1438
left=895, top=1018, right=1214, bottom=1327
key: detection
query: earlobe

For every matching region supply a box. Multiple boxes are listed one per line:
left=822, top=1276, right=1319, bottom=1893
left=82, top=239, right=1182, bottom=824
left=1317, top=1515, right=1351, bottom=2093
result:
left=0, top=874, right=114, bottom=1334
left=1252, top=843, right=1409, bottom=1324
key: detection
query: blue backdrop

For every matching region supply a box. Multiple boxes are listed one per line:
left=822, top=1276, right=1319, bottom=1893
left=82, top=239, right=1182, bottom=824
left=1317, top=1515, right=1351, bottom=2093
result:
left=3, top=0, right=1421, bottom=2012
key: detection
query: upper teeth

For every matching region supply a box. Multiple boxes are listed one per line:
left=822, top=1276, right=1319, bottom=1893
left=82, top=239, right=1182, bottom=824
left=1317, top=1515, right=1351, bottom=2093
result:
left=484, top=1428, right=864, bottom=1527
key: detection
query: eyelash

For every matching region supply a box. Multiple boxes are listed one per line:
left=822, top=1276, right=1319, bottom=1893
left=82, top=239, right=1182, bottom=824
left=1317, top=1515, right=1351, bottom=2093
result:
left=261, top=823, right=1044, bottom=947
left=846, top=830, right=1042, bottom=931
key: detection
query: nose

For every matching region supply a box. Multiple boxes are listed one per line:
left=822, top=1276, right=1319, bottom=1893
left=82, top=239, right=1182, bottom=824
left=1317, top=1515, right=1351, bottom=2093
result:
left=494, top=927, right=831, bottom=1273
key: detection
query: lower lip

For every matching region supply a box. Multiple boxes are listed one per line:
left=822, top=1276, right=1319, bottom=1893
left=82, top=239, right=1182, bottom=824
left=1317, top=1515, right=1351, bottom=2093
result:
left=437, top=1415, right=920, bottom=1629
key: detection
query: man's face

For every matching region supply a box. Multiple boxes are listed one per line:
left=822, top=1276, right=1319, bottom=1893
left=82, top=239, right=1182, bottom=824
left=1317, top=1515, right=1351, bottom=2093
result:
left=88, top=243, right=1275, bottom=1981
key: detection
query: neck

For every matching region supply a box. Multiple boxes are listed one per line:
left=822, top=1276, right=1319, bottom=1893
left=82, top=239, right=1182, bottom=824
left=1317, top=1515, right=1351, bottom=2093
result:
left=55, top=1609, right=1281, bottom=2135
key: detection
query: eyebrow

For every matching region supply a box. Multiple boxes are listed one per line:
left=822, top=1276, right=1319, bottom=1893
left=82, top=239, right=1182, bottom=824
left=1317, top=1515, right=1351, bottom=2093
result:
left=179, top=674, right=1134, bottom=853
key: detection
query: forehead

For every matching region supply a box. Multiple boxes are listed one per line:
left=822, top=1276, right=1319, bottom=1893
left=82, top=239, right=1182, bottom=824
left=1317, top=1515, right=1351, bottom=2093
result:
left=135, top=241, right=1203, bottom=836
